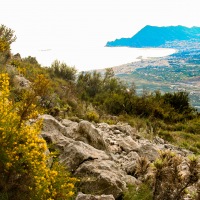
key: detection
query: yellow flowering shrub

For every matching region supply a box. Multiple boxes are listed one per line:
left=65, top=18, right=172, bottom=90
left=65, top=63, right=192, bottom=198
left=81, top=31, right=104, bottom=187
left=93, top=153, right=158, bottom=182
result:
left=15, top=73, right=52, bottom=123
left=0, top=73, right=77, bottom=200
left=0, top=38, right=9, bottom=53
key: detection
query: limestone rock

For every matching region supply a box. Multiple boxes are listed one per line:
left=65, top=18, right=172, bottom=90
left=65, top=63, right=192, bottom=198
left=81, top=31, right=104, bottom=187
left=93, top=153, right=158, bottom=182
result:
left=75, top=159, right=126, bottom=198
left=77, top=121, right=107, bottom=151
left=13, top=75, right=30, bottom=89
left=39, top=114, right=195, bottom=199
left=40, top=115, right=74, bottom=151
left=76, top=193, right=115, bottom=200
left=59, top=141, right=109, bottom=172
left=137, top=143, right=159, bottom=161
left=40, top=114, right=78, bottom=140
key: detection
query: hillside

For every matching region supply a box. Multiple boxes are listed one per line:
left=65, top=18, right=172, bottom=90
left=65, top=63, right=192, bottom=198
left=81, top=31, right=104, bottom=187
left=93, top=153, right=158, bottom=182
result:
left=106, top=25, right=200, bottom=47
left=1, top=24, right=200, bottom=200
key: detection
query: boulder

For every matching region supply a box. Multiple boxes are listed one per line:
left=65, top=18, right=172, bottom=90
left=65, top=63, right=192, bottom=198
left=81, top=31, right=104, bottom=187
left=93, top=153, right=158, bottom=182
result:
left=76, top=193, right=115, bottom=200
left=13, top=75, right=30, bottom=89
left=40, top=114, right=78, bottom=140
left=39, top=114, right=195, bottom=199
left=77, top=121, right=107, bottom=151
left=137, top=143, right=159, bottom=161
left=75, top=159, right=126, bottom=199
left=40, top=115, right=74, bottom=151
left=59, top=141, right=109, bottom=172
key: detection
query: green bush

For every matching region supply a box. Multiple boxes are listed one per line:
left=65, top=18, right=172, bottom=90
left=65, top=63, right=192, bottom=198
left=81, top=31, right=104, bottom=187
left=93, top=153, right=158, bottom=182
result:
left=86, top=110, right=100, bottom=123
left=0, top=73, right=78, bottom=200
left=123, top=184, right=152, bottom=200
left=49, top=60, right=77, bottom=81
left=158, top=131, right=175, bottom=143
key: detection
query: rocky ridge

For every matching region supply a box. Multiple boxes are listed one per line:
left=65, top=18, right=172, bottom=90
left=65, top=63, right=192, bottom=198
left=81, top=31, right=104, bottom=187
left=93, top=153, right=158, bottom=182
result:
left=39, top=114, right=196, bottom=199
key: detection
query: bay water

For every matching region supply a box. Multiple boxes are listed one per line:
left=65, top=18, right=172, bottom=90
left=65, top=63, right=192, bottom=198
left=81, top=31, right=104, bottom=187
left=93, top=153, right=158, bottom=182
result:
left=13, top=45, right=176, bottom=71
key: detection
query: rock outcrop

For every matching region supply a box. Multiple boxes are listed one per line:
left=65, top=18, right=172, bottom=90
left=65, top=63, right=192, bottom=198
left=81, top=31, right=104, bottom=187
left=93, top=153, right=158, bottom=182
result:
left=40, top=114, right=194, bottom=199
left=13, top=75, right=30, bottom=89
left=76, top=193, right=115, bottom=200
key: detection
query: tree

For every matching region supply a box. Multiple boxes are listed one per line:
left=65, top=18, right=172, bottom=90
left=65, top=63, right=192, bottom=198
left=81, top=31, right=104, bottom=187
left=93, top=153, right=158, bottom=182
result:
left=50, top=60, right=77, bottom=81
left=22, top=56, right=40, bottom=66
left=77, top=71, right=103, bottom=99
left=0, top=25, right=16, bottom=45
left=163, top=91, right=193, bottom=114
left=0, top=25, right=16, bottom=65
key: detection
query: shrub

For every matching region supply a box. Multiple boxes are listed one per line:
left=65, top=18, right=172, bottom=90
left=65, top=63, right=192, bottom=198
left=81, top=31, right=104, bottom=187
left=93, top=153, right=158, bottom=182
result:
left=158, top=130, right=175, bottom=143
left=163, top=91, right=194, bottom=114
left=104, top=93, right=125, bottom=115
left=127, top=151, right=200, bottom=200
left=150, top=151, right=200, bottom=200
left=86, top=110, right=99, bottom=123
left=0, top=25, right=16, bottom=65
left=123, top=184, right=153, bottom=200
left=50, top=60, right=77, bottom=81
left=0, top=73, right=77, bottom=200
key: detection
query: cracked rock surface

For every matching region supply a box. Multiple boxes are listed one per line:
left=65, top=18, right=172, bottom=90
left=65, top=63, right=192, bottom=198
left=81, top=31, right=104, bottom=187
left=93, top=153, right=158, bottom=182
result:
left=40, top=114, right=193, bottom=199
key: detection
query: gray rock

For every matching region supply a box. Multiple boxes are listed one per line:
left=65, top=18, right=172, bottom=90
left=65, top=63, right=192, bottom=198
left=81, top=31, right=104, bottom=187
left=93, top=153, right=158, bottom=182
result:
left=117, top=136, right=139, bottom=153
left=39, top=114, right=195, bottom=199
left=13, top=75, right=30, bottom=89
left=40, top=115, right=74, bottom=151
left=124, top=175, right=140, bottom=185
left=137, top=143, right=159, bottom=161
left=153, top=136, right=165, bottom=144
left=40, top=114, right=78, bottom=139
left=59, top=140, right=109, bottom=172
left=62, top=119, right=79, bottom=134
left=76, top=192, right=115, bottom=200
left=111, top=123, right=138, bottom=137
left=77, top=121, right=107, bottom=151
left=75, top=159, right=126, bottom=199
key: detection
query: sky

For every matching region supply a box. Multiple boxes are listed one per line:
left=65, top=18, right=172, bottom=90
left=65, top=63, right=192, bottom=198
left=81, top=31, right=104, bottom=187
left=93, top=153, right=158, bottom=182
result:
left=1, top=0, right=200, bottom=70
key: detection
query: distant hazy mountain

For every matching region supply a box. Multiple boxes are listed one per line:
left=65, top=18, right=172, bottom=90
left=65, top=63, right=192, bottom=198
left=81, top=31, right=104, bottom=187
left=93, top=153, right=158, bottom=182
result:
left=106, top=25, right=200, bottom=48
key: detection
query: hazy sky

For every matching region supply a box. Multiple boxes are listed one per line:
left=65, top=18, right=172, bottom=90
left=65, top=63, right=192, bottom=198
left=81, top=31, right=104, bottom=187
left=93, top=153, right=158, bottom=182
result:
left=1, top=0, right=199, bottom=69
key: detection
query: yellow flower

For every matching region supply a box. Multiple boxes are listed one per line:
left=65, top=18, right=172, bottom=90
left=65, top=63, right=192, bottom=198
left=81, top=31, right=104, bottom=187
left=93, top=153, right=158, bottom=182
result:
left=67, top=191, right=74, bottom=197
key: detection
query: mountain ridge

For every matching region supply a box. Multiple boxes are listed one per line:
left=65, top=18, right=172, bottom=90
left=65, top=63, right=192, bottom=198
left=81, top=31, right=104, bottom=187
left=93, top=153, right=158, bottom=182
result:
left=106, top=25, right=200, bottom=48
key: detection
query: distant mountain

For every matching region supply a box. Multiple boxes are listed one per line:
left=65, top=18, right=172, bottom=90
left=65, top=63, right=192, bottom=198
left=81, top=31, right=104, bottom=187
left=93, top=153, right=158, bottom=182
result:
left=106, top=25, right=200, bottom=48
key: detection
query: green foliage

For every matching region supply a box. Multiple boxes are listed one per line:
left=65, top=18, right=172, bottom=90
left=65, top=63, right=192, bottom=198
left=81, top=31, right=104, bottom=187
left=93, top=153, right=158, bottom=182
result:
left=0, top=73, right=78, bottom=200
left=0, top=25, right=16, bottom=45
left=158, top=130, right=175, bottom=143
left=86, top=110, right=100, bottom=123
left=123, top=184, right=153, bottom=200
left=77, top=71, right=103, bottom=99
left=163, top=91, right=194, bottom=114
left=77, top=69, right=135, bottom=115
left=22, top=56, right=40, bottom=66
left=0, top=25, right=16, bottom=65
left=104, top=93, right=125, bottom=115
left=126, top=151, right=200, bottom=200
left=151, top=151, right=200, bottom=200
left=76, top=70, right=197, bottom=123
left=49, top=60, right=77, bottom=81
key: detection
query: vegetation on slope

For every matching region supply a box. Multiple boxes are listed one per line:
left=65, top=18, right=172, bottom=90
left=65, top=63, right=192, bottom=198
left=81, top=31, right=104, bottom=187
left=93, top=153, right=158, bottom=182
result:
left=0, top=25, right=78, bottom=200
left=0, top=24, right=200, bottom=199
left=123, top=151, right=200, bottom=200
